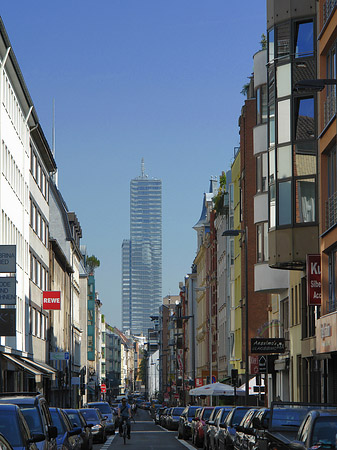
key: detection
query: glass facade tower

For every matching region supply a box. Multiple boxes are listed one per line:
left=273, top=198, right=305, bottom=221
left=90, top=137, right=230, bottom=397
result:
left=122, top=162, right=162, bottom=335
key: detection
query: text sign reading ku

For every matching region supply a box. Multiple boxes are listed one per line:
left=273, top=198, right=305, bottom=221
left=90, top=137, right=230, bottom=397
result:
left=0, top=245, right=16, bottom=273
left=43, top=291, right=61, bottom=310
left=307, top=254, right=321, bottom=306
left=0, top=277, right=16, bottom=305
left=251, top=338, right=285, bottom=354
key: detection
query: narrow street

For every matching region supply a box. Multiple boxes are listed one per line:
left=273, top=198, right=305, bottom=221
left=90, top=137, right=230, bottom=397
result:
left=94, top=409, right=194, bottom=450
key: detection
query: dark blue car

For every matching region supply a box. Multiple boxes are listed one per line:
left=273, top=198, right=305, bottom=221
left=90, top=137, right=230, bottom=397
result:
left=50, top=408, right=82, bottom=450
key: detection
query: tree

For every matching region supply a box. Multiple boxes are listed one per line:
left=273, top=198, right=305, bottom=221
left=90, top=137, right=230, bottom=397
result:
left=260, top=33, right=267, bottom=50
left=138, top=358, right=147, bottom=385
left=86, top=255, right=100, bottom=274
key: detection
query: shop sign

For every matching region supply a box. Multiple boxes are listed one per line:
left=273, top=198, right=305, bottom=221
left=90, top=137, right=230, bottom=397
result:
left=258, top=355, right=267, bottom=373
left=251, top=338, right=285, bottom=354
left=250, top=355, right=259, bottom=374
left=307, top=254, right=321, bottom=306
left=317, top=313, right=337, bottom=354
left=101, top=384, right=106, bottom=393
left=43, top=291, right=61, bottom=310
left=0, top=246, right=16, bottom=273
left=0, top=309, right=16, bottom=336
left=0, top=277, right=16, bottom=305
left=195, top=377, right=203, bottom=387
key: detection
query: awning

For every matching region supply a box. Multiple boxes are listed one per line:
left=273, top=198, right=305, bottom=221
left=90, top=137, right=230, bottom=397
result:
left=2, top=354, right=43, bottom=382
left=20, top=357, right=57, bottom=380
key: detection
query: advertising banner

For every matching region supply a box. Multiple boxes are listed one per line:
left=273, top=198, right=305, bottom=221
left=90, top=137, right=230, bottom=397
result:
left=195, top=377, right=203, bottom=387
left=0, top=277, right=16, bottom=305
left=43, top=291, right=61, bottom=310
left=0, top=245, right=16, bottom=273
left=251, top=338, right=285, bottom=353
left=307, top=254, right=321, bottom=306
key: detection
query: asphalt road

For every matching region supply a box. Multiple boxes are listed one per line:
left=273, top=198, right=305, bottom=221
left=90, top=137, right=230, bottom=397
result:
left=93, top=408, right=195, bottom=449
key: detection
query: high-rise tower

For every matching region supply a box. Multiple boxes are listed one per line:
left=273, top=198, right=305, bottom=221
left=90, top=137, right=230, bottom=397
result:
left=122, top=160, right=162, bottom=335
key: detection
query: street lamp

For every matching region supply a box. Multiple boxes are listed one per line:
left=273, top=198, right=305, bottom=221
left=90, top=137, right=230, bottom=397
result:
left=222, top=227, right=249, bottom=405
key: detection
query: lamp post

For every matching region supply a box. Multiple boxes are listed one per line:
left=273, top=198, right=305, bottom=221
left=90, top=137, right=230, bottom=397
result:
left=222, top=228, right=249, bottom=405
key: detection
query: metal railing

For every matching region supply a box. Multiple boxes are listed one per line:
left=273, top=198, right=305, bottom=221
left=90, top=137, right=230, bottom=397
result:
left=323, top=0, right=337, bottom=26
left=324, top=90, right=336, bottom=128
left=326, top=191, right=337, bottom=230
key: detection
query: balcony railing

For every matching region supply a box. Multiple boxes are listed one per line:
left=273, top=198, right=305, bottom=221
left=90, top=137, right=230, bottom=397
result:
left=323, top=0, right=337, bottom=26
left=326, top=191, right=337, bottom=230
left=324, top=90, right=336, bottom=128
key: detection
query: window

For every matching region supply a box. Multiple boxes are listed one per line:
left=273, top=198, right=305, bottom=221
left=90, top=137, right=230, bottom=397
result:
left=277, top=145, right=292, bottom=179
left=256, top=153, right=268, bottom=193
left=256, top=85, right=267, bottom=124
left=277, top=64, right=291, bottom=98
left=295, top=21, right=314, bottom=58
left=278, top=99, right=291, bottom=144
left=257, top=222, right=268, bottom=263
left=296, top=178, right=315, bottom=223
left=294, top=97, right=315, bottom=141
left=269, top=103, right=275, bottom=147
left=278, top=181, right=292, bottom=225
left=277, top=22, right=291, bottom=59
left=88, top=336, right=94, bottom=352
left=268, top=28, right=274, bottom=62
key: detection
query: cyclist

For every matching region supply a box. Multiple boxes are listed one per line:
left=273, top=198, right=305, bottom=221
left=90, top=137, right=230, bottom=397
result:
left=118, top=397, right=132, bottom=439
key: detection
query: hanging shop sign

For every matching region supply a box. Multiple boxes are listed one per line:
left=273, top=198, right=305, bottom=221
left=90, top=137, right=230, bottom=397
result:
left=0, top=277, right=16, bottom=305
left=307, top=254, right=321, bottom=306
left=0, top=245, right=16, bottom=273
left=43, top=291, right=61, bottom=310
left=251, top=338, right=285, bottom=354
left=0, top=309, right=16, bottom=336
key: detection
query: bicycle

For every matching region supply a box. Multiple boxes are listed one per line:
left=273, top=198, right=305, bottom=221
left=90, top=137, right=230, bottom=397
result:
left=122, top=419, right=128, bottom=444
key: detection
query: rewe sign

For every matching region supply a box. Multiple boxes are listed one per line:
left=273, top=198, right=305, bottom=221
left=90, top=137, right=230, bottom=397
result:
left=43, top=291, right=61, bottom=310
left=306, top=254, right=321, bottom=306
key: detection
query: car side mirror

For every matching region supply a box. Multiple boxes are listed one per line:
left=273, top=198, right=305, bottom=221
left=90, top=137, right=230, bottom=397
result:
left=28, top=434, right=45, bottom=444
left=104, top=416, right=108, bottom=420
left=48, top=426, right=58, bottom=439
left=68, top=427, right=82, bottom=437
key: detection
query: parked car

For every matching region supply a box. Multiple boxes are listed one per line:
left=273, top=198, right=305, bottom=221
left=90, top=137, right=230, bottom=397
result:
left=160, top=408, right=172, bottom=428
left=234, top=408, right=261, bottom=450
left=83, top=402, right=115, bottom=434
left=155, top=407, right=166, bottom=424
left=49, top=408, right=82, bottom=450
left=289, top=410, right=337, bottom=450
left=0, top=392, right=57, bottom=450
left=193, top=407, right=214, bottom=448
left=204, top=406, right=224, bottom=450
left=218, top=406, right=250, bottom=450
left=0, top=403, right=45, bottom=450
left=191, top=408, right=203, bottom=443
left=63, top=409, right=93, bottom=450
left=80, top=408, right=107, bottom=444
left=166, top=407, right=185, bottom=431
left=0, top=433, right=15, bottom=450
left=209, top=407, right=233, bottom=450
left=178, top=405, right=200, bottom=440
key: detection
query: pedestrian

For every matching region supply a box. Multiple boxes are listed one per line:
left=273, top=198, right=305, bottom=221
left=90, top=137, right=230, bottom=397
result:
left=118, top=397, right=132, bottom=439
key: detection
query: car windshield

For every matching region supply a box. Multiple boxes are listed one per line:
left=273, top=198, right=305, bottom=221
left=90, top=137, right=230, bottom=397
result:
left=19, top=405, right=44, bottom=434
left=232, top=409, right=249, bottom=426
left=173, top=408, right=184, bottom=416
left=50, top=410, right=66, bottom=435
left=90, top=404, right=111, bottom=414
left=188, top=408, right=199, bottom=417
left=81, top=410, right=99, bottom=421
left=271, top=407, right=313, bottom=429
left=203, top=409, right=213, bottom=420
left=65, top=411, right=83, bottom=428
left=0, top=410, right=22, bottom=447
left=311, top=417, right=337, bottom=447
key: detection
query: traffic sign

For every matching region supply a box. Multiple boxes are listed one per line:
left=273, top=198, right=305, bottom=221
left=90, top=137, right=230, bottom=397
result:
left=50, top=352, right=69, bottom=361
left=101, top=384, right=106, bottom=393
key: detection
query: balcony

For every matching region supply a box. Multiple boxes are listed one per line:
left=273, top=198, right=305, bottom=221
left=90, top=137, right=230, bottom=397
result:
left=324, top=90, right=336, bottom=128
left=323, top=0, right=337, bottom=27
left=326, top=191, right=337, bottom=230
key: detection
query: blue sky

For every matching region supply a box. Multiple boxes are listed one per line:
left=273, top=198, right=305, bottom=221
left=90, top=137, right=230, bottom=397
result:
left=1, top=1, right=266, bottom=329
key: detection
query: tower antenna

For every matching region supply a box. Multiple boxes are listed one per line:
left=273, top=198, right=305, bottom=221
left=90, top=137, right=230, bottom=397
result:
left=141, top=158, right=145, bottom=177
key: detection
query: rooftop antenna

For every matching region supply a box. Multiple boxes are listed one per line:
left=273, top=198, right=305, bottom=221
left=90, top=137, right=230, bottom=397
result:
left=141, top=158, right=145, bottom=177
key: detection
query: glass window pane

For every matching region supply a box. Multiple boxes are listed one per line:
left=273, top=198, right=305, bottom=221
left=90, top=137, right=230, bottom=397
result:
left=261, top=85, right=268, bottom=123
left=296, top=178, right=316, bottom=223
left=256, top=155, right=262, bottom=192
left=262, top=153, right=268, bottom=192
left=257, top=224, right=262, bottom=262
left=263, top=222, right=269, bottom=261
left=278, top=181, right=292, bottom=225
left=277, top=145, right=292, bottom=179
left=278, top=99, right=291, bottom=144
left=277, top=22, right=290, bottom=59
left=295, top=144, right=316, bottom=177
left=269, top=103, right=275, bottom=147
left=270, top=184, right=276, bottom=228
left=295, top=21, right=314, bottom=58
left=277, top=64, right=291, bottom=97
left=295, top=97, right=315, bottom=140
left=256, top=87, right=261, bottom=124
left=269, top=149, right=275, bottom=184
left=268, top=28, right=274, bottom=62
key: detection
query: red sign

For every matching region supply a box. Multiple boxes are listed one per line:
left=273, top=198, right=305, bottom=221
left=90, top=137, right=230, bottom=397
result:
left=307, top=254, right=321, bottom=306
left=250, top=355, right=259, bottom=374
left=174, top=393, right=179, bottom=399
left=101, top=384, right=106, bottom=393
left=43, top=291, right=61, bottom=310
left=195, top=377, right=203, bottom=387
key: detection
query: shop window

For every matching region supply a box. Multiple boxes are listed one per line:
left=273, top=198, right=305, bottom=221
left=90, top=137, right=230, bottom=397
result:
left=278, top=99, right=291, bottom=144
left=277, top=145, right=292, bottom=179
left=295, top=21, right=314, bottom=58
left=277, top=64, right=291, bottom=98
left=294, top=97, right=315, bottom=141
left=296, top=178, right=315, bottom=223
left=278, top=181, right=292, bottom=225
